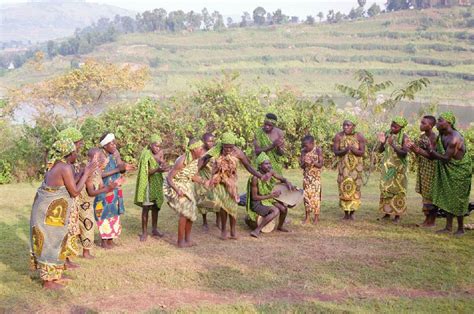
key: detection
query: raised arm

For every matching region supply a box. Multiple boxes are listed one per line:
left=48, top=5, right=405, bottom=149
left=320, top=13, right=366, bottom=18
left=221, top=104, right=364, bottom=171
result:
left=236, top=148, right=264, bottom=180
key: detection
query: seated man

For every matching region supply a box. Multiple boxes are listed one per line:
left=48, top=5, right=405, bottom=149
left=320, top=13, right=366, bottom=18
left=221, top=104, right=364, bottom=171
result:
left=247, top=152, right=294, bottom=238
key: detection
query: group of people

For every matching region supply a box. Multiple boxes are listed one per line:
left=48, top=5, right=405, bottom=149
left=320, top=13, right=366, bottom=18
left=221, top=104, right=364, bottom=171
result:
left=29, top=111, right=472, bottom=289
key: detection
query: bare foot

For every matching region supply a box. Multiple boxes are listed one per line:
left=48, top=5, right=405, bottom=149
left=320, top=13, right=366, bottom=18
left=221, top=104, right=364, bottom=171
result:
left=454, top=230, right=465, bottom=237
left=301, top=218, right=310, bottom=225
left=422, top=223, right=436, bottom=228
left=393, top=216, right=400, bottom=224
left=152, top=229, right=164, bottom=238
left=277, top=227, right=290, bottom=232
left=101, top=241, right=111, bottom=249
left=184, top=241, right=197, bottom=247
left=220, top=232, right=229, bottom=240
left=177, top=241, right=186, bottom=248
left=82, top=250, right=95, bottom=259
left=436, top=228, right=452, bottom=234
left=65, top=259, right=80, bottom=269
left=349, top=214, right=355, bottom=221
left=43, top=280, right=65, bottom=290
left=139, top=234, right=147, bottom=242
left=312, top=217, right=319, bottom=225
left=229, top=235, right=238, bottom=240
left=250, top=230, right=259, bottom=238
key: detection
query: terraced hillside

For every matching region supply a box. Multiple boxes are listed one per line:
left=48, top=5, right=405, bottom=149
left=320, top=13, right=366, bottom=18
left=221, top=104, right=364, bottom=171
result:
left=2, top=7, right=473, bottom=106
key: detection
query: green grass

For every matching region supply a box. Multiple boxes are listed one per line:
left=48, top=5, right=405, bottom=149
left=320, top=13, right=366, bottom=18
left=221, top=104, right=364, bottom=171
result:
left=1, top=7, right=473, bottom=106
left=1, top=169, right=473, bottom=312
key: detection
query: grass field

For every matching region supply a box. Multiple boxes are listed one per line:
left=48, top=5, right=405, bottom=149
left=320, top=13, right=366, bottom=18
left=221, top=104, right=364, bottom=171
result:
left=1, top=7, right=473, bottom=106
left=1, top=169, right=473, bottom=313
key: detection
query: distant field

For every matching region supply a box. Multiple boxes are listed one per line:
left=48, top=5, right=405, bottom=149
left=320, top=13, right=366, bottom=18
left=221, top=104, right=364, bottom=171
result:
left=1, top=7, right=473, bottom=107
left=1, top=170, right=473, bottom=312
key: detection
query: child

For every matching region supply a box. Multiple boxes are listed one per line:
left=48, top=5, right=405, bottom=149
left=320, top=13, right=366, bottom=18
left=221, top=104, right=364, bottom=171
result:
left=300, top=135, right=323, bottom=224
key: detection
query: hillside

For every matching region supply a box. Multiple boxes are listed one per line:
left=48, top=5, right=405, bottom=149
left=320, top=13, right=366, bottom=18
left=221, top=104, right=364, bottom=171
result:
left=1, top=7, right=473, bottom=108
left=0, top=1, right=134, bottom=42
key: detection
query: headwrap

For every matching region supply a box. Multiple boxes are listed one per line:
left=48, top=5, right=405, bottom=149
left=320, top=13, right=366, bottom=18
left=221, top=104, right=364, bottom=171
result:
left=439, top=111, right=456, bottom=128
left=185, top=140, right=203, bottom=164
left=100, top=133, right=115, bottom=147
left=58, top=127, right=83, bottom=143
left=221, top=131, right=238, bottom=145
left=265, top=116, right=277, bottom=125
left=150, top=134, right=162, bottom=144
left=343, top=115, right=357, bottom=126
left=256, top=152, right=270, bottom=167
left=47, top=138, right=76, bottom=170
left=392, top=116, right=408, bottom=128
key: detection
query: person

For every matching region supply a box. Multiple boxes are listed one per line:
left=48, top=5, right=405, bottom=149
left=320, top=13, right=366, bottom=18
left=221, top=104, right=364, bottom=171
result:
left=210, top=131, right=271, bottom=240
left=253, top=113, right=285, bottom=175
left=163, top=139, right=206, bottom=248
left=134, top=134, right=169, bottom=241
left=247, top=152, right=295, bottom=238
left=196, top=133, right=221, bottom=231
left=377, top=117, right=409, bottom=223
left=428, top=112, right=472, bottom=236
left=332, top=119, right=366, bottom=221
left=57, top=127, right=86, bottom=264
left=30, top=139, right=96, bottom=289
left=300, top=135, right=324, bottom=224
left=406, top=116, right=438, bottom=227
left=94, top=133, right=131, bottom=249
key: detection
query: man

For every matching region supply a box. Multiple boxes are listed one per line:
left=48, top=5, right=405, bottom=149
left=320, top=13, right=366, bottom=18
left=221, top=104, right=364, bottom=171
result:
left=30, top=138, right=96, bottom=289
left=247, top=152, right=294, bottom=238
left=377, top=117, right=409, bottom=223
left=95, top=132, right=132, bottom=248
left=253, top=113, right=285, bottom=175
left=57, top=127, right=86, bottom=261
left=333, top=119, right=366, bottom=221
left=406, top=116, right=438, bottom=227
left=134, top=134, right=169, bottom=242
left=196, top=133, right=221, bottom=231
left=211, top=131, right=271, bottom=240
left=429, top=112, right=472, bottom=236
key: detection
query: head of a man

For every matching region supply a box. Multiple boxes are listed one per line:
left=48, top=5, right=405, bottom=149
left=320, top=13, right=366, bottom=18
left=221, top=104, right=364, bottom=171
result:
left=65, top=151, right=78, bottom=164
left=263, top=113, right=277, bottom=133
left=420, top=115, right=436, bottom=132
left=202, top=133, right=215, bottom=151
left=342, top=120, right=356, bottom=135
left=301, top=135, right=315, bottom=152
left=259, top=159, right=272, bottom=174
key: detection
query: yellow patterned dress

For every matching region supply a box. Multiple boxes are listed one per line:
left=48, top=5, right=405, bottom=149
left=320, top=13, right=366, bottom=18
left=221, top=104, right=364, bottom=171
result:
left=379, top=133, right=408, bottom=216
left=414, top=134, right=436, bottom=214
left=163, top=159, right=199, bottom=222
left=337, top=134, right=364, bottom=212
left=77, top=171, right=102, bottom=250
left=302, top=148, right=322, bottom=215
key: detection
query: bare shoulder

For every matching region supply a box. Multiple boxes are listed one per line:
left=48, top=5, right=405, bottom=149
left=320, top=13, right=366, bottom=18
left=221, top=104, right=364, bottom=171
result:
left=355, top=132, right=366, bottom=141
left=275, top=127, right=284, bottom=137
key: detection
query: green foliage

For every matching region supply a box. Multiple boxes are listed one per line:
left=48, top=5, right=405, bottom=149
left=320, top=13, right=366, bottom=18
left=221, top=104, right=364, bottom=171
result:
left=0, top=160, right=12, bottom=184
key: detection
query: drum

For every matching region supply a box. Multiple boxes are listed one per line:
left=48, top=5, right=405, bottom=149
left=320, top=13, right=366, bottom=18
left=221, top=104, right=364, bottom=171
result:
left=272, top=183, right=304, bottom=207
left=256, top=212, right=279, bottom=233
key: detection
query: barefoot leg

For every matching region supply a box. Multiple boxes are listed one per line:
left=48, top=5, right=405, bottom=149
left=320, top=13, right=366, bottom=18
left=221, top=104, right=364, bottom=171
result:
left=219, top=208, right=228, bottom=240
left=140, top=206, right=149, bottom=241
left=177, top=215, right=187, bottom=248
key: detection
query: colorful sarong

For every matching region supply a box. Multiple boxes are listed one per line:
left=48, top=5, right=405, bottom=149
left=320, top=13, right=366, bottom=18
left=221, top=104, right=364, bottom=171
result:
left=212, top=154, right=240, bottom=218
left=196, top=162, right=220, bottom=215
left=97, top=215, right=122, bottom=239
left=30, top=184, right=73, bottom=281
left=78, top=171, right=101, bottom=249
left=93, top=153, right=125, bottom=239
left=163, top=159, right=199, bottom=221
left=302, top=148, right=322, bottom=215
left=379, top=133, right=408, bottom=216
left=431, top=135, right=472, bottom=217
left=134, top=148, right=164, bottom=208
left=255, top=128, right=283, bottom=175
left=337, top=134, right=363, bottom=212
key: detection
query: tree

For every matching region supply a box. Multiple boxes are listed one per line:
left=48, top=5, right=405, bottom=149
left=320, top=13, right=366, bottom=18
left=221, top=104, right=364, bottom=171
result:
left=212, top=11, right=225, bottom=31
left=253, top=6, right=267, bottom=26
left=272, top=9, right=288, bottom=24
left=185, top=10, right=203, bottom=31
left=348, top=6, right=365, bottom=19
left=317, top=11, right=324, bottom=22
left=202, top=8, right=213, bottom=30
left=306, top=15, right=315, bottom=25
left=290, top=16, right=299, bottom=23
left=240, top=11, right=251, bottom=27
left=386, top=0, right=410, bottom=11
left=46, top=40, right=57, bottom=58
left=358, top=0, right=367, bottom=7
left=9, top=59, right=150, bottom=127
left=367, top=3, right=381, bottom=17
left=226, top=17, right=234, bottom=27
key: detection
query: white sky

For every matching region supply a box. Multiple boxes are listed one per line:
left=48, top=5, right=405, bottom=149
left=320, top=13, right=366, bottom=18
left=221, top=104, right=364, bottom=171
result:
left=1, top=1, right=388, bottom=18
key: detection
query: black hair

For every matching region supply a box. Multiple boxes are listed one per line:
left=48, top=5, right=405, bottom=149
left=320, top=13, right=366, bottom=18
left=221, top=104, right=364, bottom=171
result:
left=202, top=132, right=214, bottom=141
left=265, top=113, right=277, bottom=121
left=302, top=135, right=314, bottom=143
left=423, top=115, right=436, bottom=126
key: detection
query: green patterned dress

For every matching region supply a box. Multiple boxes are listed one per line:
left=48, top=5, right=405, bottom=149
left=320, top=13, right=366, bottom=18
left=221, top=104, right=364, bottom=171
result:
left=431, top=135, right=472, bottom=217
left=196, top=161, right=220, bottom=215
left=163, top=159, right=199, bottom=221
left=379, top=133, right=408, bottom=216
left=415, top=134, right=436, bottom=212
left=255, top=128, right=283, bottom=175
left=134, top=148, right=164, bottom=208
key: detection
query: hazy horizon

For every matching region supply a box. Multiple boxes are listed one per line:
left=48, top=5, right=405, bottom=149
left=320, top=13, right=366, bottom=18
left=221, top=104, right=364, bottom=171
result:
left=1, top=0, right=388, bottom=19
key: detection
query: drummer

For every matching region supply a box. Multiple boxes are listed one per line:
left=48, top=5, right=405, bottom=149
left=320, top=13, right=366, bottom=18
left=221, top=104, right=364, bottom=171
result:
left=248, top=153, right=295, bottom=238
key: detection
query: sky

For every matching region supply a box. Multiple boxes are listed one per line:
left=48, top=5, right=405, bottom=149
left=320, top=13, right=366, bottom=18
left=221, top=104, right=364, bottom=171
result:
left=1, top=0, right=388, bottom=18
